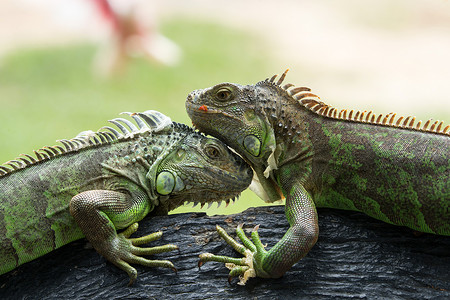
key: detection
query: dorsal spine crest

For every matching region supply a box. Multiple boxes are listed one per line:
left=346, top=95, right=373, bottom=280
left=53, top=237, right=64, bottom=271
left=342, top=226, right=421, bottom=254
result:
left=263, top=69, right=450, bottom=136
left=0, top=110, right=176, bottom=177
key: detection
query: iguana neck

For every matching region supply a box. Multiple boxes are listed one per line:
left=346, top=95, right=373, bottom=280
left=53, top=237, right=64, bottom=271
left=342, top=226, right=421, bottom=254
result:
left=254, top=84, right=315, bottom=173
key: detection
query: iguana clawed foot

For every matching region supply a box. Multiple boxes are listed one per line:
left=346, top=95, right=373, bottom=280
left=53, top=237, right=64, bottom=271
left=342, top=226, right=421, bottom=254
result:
left=198, top=224, right=268, bottom=285
left=108, top=222, right=178, bottom=285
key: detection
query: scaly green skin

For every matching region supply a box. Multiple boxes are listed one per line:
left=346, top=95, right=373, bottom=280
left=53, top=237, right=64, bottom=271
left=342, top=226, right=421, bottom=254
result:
left=186, top=71, right=450, bottom=284
left=0, top=110, right=252, bottom=285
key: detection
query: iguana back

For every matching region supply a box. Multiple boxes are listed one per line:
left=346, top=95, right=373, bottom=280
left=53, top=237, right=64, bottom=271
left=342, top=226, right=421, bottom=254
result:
left=309, top=114, right=449, bottom=234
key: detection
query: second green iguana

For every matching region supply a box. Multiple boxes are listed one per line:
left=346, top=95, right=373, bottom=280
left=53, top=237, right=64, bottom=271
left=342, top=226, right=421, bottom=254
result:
left=186, top=70, right=450, bottom=284
left=0, top=110, right=252, bottom=285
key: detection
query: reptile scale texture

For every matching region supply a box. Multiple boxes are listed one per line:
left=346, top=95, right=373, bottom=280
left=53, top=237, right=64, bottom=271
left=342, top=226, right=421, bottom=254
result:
left=186, top=70, right=450, bottom=284
left=0, top=110, right=252, bottom=285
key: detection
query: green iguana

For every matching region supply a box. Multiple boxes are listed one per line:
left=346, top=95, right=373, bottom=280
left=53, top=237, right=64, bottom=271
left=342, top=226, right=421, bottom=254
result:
left=185, top=70, right=450, bottom=285
left=0, top=110, right=252, bottom=285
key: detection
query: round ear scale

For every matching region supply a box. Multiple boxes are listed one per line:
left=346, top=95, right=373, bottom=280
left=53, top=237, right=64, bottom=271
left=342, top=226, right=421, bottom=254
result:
left=243, top=135, right=261, bottom=157
left=156, top=171, right=175, bottom=195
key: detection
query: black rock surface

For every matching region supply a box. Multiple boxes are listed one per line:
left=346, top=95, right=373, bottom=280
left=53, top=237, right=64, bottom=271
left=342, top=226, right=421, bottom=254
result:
left=1, top=206, right=449, bottom=299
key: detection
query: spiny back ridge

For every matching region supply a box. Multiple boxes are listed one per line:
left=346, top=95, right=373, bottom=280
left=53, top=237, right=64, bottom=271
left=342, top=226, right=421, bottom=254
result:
left=262, top=69, right=450, bottom=136
left=0, top=110, right=173, bottom=177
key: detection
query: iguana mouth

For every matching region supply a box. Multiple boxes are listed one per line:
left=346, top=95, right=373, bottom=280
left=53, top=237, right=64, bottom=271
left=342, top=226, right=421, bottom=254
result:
left=186, top=102, right=230, bottom=117
left=185, top=102, right=236, bottom=137
left=185, top=95, right=235, bottom=119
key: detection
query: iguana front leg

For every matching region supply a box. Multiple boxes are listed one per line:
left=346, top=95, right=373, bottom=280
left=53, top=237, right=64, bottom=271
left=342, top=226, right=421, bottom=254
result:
left=70, top=189, right=178, bottom=285
left=199, top=181, right=319, bottom=284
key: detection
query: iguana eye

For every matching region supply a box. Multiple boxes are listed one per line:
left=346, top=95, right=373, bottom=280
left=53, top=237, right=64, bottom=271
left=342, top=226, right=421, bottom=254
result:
left=205, top=145, right=222, bottom=159
left=215, top=88, right=233, bottom=101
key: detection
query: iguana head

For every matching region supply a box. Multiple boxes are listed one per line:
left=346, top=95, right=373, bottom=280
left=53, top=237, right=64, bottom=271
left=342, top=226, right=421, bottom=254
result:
left=149, top=128, right=253, bottom=211
left=185, top=78, right=287, bottom=203
left=186, top=83, right=273, bottom=160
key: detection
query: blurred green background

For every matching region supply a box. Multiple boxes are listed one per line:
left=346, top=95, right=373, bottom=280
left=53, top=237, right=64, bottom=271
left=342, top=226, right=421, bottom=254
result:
left=0, top=19, right=278, bottom=215
left=1, top=1, right=449, bottom=216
